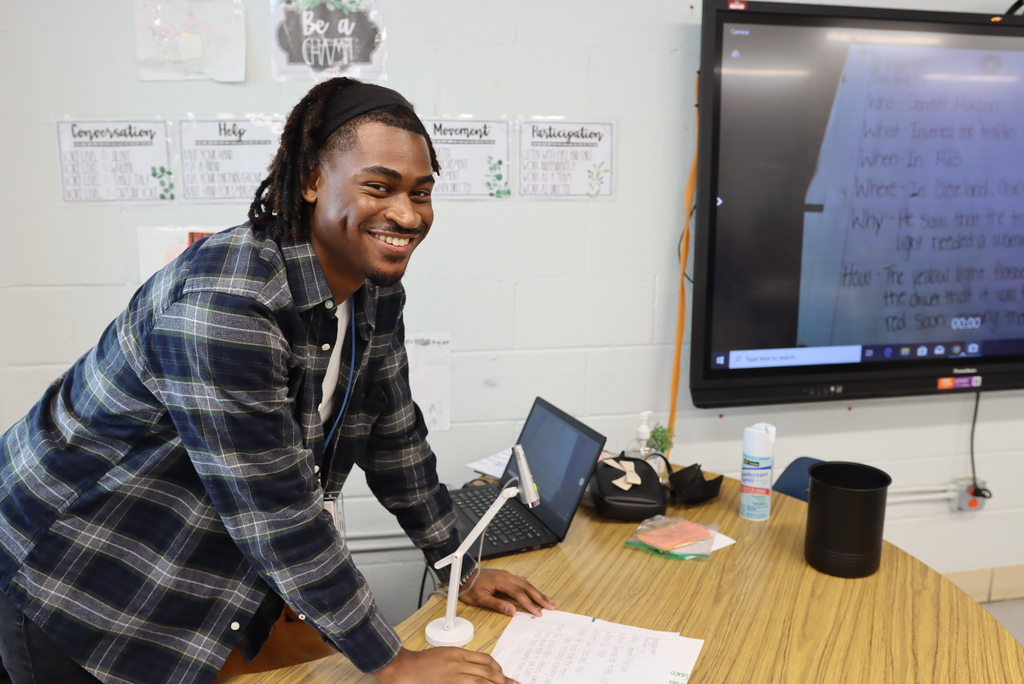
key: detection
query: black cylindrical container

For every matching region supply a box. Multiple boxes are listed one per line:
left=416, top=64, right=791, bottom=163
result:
left=804, top=462, right=892, bottom=578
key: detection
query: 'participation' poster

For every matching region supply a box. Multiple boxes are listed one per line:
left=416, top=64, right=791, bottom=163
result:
left=517, top=119, right=615, bottom=200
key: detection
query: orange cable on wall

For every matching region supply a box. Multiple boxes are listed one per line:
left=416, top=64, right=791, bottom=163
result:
left=667, top=75, right=700, bottom=460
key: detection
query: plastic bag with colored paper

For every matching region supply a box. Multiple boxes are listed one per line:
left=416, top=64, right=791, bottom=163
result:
left=626, top=515, right=718, bottom=560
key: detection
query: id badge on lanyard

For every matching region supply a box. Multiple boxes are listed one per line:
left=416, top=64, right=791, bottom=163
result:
left=324, top=493, right=345, bottom=539
left=322, top=314, right=356, bottom=541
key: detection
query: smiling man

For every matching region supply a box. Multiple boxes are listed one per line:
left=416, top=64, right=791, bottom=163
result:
left=0, top=79, right=550, bottom=684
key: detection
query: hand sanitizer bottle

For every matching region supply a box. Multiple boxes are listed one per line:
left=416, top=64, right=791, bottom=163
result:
left=626, top=411, right=654, bottom=460
left=739, top=422, right=776, bottom=521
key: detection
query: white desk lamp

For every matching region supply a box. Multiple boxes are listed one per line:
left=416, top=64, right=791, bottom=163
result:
left=425, top=444, right=539, bottom=647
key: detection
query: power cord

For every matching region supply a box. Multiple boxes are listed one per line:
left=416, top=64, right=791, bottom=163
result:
left=968, top=391, right=993, bottom=499
left=418, top=562, right=430, bottom=607
left=679, top=203, right=696, bottom=285
left=1005, top=1, right=1023, bottom=16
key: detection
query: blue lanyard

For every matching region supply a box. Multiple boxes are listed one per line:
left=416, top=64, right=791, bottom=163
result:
left=324, top=311, right=357, bottom=449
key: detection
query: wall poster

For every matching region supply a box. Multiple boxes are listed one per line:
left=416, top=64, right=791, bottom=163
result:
left=517, top=119, right=616, bottom=200
left=405, top=332, right=451, bottom=431
left=421, top=118, right=511, bottom=200
left=134, top=1, right=246, bottom=82
left=178, top=116, right=284, bottom=202
left=137, top=226, right=219, bottom=282
left=270, top=0, right=385, bottom=80
left=56, top=118, right=174, bottom=204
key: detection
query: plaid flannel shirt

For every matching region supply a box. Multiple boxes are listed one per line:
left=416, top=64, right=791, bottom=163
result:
left=0, top=223, right=468, bottom=684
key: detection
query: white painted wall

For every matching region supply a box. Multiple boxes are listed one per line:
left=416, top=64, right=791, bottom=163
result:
left=2, top=1, right=1022, bottom=626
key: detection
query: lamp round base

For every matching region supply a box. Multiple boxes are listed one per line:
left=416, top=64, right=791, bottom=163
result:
left=425, top=617, right=475, bottom=647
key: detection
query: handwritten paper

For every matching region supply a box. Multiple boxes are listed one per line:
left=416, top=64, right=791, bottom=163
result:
left=421, top=118, right=512, bottom=199
left=270, top=0, right=385, bottom=80
left=518, top=119, right=615, bottom=199
left=406, top=332, right=451, bottom=431
left=178, top=116, right=284, bottom=202
left=798, top=43, right=1024, bottom=347
left=491, top=610, right=703, bottom=684
left=57, top=119, right=173, bottom=204
left=134, top=1, right=246, bottom=82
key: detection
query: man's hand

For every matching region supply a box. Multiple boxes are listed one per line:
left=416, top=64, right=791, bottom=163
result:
left=458, top=568, right=556, bottom=617
left=373, top=646, right=518, bottom=684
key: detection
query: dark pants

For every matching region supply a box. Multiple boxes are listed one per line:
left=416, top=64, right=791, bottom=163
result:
left=0, top=591, right=101, bottom=684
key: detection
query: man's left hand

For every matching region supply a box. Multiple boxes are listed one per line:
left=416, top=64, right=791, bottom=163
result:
left=458, top=569, right=556, bottom=617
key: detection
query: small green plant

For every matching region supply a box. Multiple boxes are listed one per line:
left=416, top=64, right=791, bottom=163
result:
left=586, top=161, right=609, bottom=198
left=151, top=166, right=175, bottom=200
left=649, top=424, right=674, bottom=454
left=484, top=156, right=510, bottom=198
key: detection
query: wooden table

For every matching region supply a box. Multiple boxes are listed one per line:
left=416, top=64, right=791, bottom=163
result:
left=225, top=477, right=1024, bottom=683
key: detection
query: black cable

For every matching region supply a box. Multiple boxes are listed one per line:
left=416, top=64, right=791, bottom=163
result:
left=969, top=391, right=992, bottom=499
left=1006, top=1, right=1024, bottom=16
left=680, top=204, right=696, bottom=284
left=418, top=562, right=430, bottom=608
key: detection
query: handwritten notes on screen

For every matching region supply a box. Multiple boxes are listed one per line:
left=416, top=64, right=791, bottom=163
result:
left=798, top=44, right=1024, bottom=346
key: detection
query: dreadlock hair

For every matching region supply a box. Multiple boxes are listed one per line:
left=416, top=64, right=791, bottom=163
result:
left=248, top=78, right=440, bottom=242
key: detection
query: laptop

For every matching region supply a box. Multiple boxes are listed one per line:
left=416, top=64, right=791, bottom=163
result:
left=449, top=397, right=607, bottom=559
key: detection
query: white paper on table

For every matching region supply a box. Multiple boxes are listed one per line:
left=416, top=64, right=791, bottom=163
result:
left=466, top=447, right=512, bottom=479
left=492, top=610, right=703, bottom=684
left=711, top=532, right=736, bottom=552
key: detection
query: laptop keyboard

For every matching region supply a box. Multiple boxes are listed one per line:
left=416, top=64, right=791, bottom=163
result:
left=451, top=487, right=544, bottom=546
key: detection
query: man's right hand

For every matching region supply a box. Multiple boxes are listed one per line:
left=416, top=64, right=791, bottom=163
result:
left=373, top=646, right=518, bottom=684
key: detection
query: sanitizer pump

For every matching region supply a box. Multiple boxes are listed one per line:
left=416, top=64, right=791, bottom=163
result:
left=627, top=411, right=654, bottom=460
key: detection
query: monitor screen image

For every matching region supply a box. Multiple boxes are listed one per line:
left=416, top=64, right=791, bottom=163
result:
left=691, top=0, right=1024, bottom=407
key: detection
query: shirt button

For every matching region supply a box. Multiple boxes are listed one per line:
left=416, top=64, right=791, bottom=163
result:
left=298, top=614, right=306, bottom=621
left=317, top=403, right=323, bottom=412
left=321, top=343, right=331, bottom=351
left=325, top=300, right=334, bottom=310
left=230, top=621, right=240, bottom=631
left=314, top=465, right=321, bottom=473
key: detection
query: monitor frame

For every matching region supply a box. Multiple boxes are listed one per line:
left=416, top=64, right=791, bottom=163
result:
left=690, top=0, right=1024, bottom=408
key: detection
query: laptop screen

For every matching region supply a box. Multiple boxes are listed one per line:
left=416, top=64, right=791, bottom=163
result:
left=502, top=397, right=606, bottom=538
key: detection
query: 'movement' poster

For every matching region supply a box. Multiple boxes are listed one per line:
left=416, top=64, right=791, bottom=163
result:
left=271, top=0, right=385, bottom=80
left=421, top=118, right=511, bottom=200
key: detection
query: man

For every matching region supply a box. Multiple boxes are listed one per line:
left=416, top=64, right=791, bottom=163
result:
left=0, top=78, right=552, bottom=684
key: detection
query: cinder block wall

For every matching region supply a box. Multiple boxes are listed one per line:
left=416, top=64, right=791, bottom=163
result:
left=2, top=0, right=1022, bottom=626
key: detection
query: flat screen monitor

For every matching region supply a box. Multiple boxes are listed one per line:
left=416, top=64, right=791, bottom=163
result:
left=691, top=0, right=1024, bottom=407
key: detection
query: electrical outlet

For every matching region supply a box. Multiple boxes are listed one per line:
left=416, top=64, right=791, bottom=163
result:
left=951, top=477, right=987, bottom=512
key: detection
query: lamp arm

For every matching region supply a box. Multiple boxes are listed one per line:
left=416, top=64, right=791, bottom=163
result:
left=435, top=486, right=519, bottom=569
left=434, top=486, right=519, bottom=631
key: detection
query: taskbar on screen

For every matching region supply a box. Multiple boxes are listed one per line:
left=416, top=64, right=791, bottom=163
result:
left=711, top=337, right=1024, bottom=370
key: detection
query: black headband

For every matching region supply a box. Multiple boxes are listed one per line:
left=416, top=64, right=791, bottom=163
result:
left=312, top=79, right=417, bottom=148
